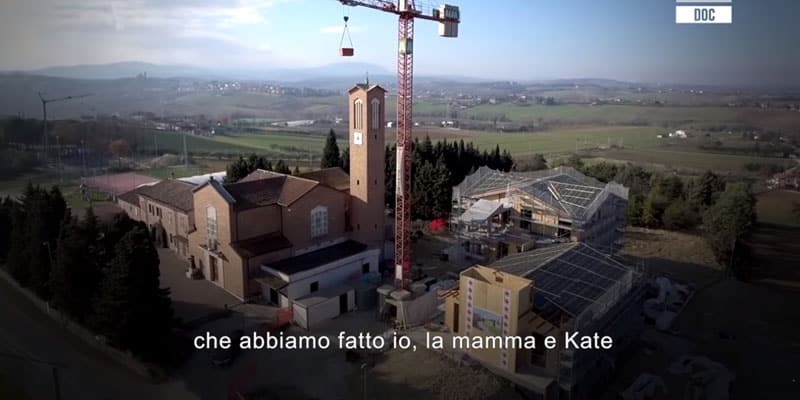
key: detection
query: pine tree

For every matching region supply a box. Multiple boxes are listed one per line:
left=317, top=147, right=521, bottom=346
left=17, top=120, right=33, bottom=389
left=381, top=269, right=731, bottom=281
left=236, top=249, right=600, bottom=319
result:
left=0, top=197, right=13, bottom=261
left=432, top=156, right=453, bottom=218
left=340, top=147, right=350, bottom=173
left=321, top=129, right=341, bottom=168
left=51, top=216, right=91, bottom=320
left=640, top=192, right=662, bottom=228
left=691, top=170, right=723, bottom=209
left=703, top=183, right=756, bottom=271
left=662, top=198, right=698, bottom=231
left=6, top=202, right=29, bottom=284
left=274, top=160, right=291, bottom=174
left=530, top=154, right=548, bottom=171
left=293, top=165, right=300, bottom=175
left=91, top=226, right=174, bottom=362
left=626, top=193, right=644, bottom=227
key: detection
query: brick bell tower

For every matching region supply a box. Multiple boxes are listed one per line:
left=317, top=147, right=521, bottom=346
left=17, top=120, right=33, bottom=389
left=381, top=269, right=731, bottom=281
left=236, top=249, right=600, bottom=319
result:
left=348, top=82, right=386, bottom=250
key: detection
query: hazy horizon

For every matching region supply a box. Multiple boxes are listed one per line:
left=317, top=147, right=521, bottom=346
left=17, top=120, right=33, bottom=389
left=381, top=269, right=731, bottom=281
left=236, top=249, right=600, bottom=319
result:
left=1, top=0, right=799, bottom=87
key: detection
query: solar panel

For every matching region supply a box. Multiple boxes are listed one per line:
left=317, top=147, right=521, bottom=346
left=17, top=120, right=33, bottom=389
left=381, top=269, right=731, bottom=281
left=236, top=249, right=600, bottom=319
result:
left=492, top=243, right=632, bottom=318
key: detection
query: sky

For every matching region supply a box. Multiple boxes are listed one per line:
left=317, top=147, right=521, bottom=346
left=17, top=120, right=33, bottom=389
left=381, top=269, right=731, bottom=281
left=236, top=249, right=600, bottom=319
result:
left=0, top=0, right=798, bottom=85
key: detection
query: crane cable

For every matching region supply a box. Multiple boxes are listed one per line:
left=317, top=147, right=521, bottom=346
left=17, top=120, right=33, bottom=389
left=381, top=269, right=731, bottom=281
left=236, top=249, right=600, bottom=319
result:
left=340, top=12, right=354, bottom=49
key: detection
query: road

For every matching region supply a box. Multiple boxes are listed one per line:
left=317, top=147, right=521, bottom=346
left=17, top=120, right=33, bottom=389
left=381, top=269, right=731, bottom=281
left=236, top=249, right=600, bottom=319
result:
left=0, top=276, right=200, bottom=400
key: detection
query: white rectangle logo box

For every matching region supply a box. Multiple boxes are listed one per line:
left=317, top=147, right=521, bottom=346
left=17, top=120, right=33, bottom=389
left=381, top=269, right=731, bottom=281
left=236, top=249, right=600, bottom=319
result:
left=676, top=5, right=732, bottom=24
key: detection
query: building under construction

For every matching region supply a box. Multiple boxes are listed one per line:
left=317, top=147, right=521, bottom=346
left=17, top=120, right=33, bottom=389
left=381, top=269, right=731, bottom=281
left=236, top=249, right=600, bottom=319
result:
left=447, top=166, right=629, bottom=264
left=443, top=242, right=649, bottom=400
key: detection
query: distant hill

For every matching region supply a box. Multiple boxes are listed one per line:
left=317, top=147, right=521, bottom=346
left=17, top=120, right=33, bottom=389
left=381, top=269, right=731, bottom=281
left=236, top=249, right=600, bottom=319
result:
left=19, top=61, right=393, bottom=82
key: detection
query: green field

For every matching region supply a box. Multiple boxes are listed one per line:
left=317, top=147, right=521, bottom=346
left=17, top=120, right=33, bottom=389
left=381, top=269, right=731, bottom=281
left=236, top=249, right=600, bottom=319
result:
left=142, top=132, right=254, bottom=154
left=586, top=148, right=795, bottom=173
left=461, top=126, right=663, bottom=156
left=142, top=131, right=326, bottom=156
left=141, top=125, right=792, bottom=174
left=460, top=103, right=800, bottom=128
left=213, top=133, right=325, bottom=153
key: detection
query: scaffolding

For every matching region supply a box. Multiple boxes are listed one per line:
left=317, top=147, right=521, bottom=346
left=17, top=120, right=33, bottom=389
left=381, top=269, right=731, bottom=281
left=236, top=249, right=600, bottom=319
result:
left=450, top=167, right=629, bottom=259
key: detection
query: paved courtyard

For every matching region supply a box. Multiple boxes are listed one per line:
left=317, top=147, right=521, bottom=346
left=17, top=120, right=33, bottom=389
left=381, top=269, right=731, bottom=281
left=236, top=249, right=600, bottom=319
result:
left=157, top=249, right=276, bottom=334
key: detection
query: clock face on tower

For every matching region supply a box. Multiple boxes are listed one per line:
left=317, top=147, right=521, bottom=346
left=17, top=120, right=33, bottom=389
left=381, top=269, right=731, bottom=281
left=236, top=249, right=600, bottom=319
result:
left=354, top=131, right=363, bottom=145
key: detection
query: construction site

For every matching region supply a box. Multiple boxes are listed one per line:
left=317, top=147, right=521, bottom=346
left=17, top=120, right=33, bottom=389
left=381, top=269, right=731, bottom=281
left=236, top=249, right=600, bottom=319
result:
left=0, top=1, right=772, bottom=400
left=446, top=166, right=629, bottom=264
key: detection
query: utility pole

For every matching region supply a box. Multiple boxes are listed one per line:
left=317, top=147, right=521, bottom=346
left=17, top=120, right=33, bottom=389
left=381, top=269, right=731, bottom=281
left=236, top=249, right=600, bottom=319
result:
left=56, top=135, right=63, bottom=183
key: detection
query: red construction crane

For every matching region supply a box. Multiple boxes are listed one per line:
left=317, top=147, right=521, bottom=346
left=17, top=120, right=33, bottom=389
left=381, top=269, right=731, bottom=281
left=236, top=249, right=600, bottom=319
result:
left=336, top=0, right=460, bottom=289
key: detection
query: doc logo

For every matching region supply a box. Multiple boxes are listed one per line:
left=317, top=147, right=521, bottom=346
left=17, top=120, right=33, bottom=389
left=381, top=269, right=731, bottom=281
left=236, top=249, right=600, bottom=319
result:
left=676, top=0, right=732, bottom=24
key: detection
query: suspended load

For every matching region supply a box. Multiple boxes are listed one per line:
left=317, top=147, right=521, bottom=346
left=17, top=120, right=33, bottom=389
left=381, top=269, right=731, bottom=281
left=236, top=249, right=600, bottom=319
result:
left=340, top=15, right=354, bottom=57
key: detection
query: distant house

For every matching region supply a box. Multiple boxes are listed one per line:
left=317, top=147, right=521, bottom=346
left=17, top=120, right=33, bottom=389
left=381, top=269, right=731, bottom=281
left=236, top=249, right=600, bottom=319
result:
left=117, top=179, right=196, bottom=258
left=674, top=130, right=687, bottom=138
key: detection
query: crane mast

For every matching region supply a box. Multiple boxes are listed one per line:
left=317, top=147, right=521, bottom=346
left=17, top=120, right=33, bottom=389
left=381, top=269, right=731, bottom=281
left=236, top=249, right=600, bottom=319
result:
left=337, top=0, right=460, bottom=289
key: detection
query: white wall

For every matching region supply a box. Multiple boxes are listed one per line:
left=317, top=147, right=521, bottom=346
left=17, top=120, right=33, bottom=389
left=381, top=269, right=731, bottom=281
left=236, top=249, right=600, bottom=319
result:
left=308, top=296, right=340, bottom=328
left=265, top=249, right=380, bottom=301
left=305, top=290, right=355, bottom=329
left=293, top=303, right=309, bottom=330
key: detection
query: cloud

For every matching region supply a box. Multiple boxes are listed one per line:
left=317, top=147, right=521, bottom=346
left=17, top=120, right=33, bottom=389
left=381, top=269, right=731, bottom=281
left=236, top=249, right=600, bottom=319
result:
left=320, top=25, right=365, bottom=35
left=0, top=0, right=293, bottom=69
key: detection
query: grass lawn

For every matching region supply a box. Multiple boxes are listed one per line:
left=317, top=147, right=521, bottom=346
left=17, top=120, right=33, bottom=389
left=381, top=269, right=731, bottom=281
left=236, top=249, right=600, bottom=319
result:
left=756, top=189, right=800, bottom=227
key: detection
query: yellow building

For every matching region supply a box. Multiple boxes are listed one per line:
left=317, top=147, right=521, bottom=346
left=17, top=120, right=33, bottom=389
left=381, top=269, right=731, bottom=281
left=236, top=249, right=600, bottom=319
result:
left=445, top=242, right=644, bottom=400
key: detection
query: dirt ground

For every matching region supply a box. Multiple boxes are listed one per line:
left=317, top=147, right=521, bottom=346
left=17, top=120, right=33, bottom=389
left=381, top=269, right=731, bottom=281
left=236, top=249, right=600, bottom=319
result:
left=352, top=346, right=521, bottom=400
left=411, top=233, right=466, bottom=279
left=605, top=228, right=800, bottom=399
left=621, top=227, right=720, bottom=271
left=192, top=310, right=520, bottom=400
left=747, top=223, right=800, bottom=286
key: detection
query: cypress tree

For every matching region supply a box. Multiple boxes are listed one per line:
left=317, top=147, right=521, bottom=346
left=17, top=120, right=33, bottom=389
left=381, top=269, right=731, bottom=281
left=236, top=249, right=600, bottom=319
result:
left=321, top=129, right=341, bottom=168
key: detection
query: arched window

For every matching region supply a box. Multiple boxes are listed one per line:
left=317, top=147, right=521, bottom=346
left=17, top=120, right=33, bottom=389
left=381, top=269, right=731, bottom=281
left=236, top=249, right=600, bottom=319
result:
left=371, top=98, right=381, bottom=130
left=206, top=206, right=218, bottom=247
left=354, top=99, right=364, bottom=131
left=311, top=206, right=328, bottom=238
